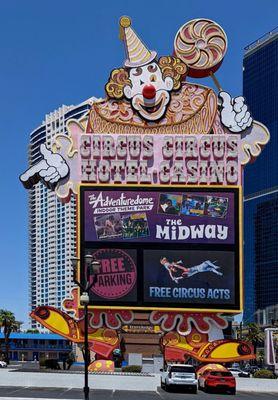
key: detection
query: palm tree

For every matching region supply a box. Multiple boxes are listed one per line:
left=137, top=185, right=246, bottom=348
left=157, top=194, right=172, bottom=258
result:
left=257, top=349, right=264, bottom=367
left=245, top=322, right=264, bottom=363
left=0, top=310, right=21, bottom=364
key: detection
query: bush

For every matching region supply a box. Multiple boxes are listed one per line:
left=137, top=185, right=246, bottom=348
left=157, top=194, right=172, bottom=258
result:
left=39, top=358, right=46, bottom=368
left=44, top=359, right=61, bottom=370
left=253, top=369, right=276, bottom=379
left=122, top=365, right=142, bottom=373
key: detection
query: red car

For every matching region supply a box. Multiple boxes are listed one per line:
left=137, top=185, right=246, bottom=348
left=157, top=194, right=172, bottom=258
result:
left=198, top=369, right=236, bottom=394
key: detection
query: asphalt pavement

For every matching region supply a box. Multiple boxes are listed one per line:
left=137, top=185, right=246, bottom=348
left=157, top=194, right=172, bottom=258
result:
left=0, top=387, right=277, bottom=399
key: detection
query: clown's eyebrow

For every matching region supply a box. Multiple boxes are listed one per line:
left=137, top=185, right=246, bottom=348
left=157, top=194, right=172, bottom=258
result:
left=132, top=67, right=142, bottom=76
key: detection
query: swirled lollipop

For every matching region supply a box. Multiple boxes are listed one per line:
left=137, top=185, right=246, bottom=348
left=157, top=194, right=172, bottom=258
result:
left=174, top=19, right=227, bottom=78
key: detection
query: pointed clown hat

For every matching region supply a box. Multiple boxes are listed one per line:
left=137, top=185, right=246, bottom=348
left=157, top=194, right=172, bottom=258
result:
left=119, top=16, right=157, bottom=68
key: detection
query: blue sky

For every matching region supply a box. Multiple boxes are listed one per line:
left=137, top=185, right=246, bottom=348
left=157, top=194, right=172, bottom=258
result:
left=0, top=0, right=277, bottom=326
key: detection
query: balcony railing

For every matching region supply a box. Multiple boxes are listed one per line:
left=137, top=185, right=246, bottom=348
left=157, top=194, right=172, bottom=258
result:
left=0, top=343, right=72, bottom=351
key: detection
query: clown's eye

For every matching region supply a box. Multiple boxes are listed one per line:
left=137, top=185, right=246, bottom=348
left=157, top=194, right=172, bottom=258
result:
left=147, top=64, right=157, bottom=72
left=133, top=67, right=142, bottom=76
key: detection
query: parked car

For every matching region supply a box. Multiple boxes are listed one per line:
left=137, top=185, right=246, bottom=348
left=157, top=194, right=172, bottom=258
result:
left=228, top=367, right=250, bottom=377
left=249, top=366, right=261, bottom=374
left=160, top=364, right=197, bottom=393
left=0, top=361, right=7, bottom=368
left=198, top=370, right=236, bottom=394
left=241, top=365, right=261, bottom=375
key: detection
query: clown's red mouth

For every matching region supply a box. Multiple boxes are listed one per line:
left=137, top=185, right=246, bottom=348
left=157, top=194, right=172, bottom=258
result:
left=141, top=99, right=163, bottom=114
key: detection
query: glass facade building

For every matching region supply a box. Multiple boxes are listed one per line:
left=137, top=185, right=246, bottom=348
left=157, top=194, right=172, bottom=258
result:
left=243, top=29, right=278, bottom=324
left=28, top=99, right=95, bottom=330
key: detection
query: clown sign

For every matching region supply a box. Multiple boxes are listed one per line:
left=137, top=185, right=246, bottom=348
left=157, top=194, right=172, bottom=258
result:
left=20, top=17, right=269, bottom=196
left=20, top=16, right=269, bottom=365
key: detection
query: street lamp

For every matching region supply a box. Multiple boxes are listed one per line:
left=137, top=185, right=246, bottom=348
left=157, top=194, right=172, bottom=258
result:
left=71, top=255, right=101, bottom=400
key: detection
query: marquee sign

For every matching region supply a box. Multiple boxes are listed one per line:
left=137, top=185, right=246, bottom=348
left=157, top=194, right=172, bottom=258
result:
left=21, top=16, right=269, bottom=364
left=80, top=185, right=242, bottom=312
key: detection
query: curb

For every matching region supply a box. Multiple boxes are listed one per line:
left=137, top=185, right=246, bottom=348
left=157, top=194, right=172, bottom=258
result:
left=10, top=369, right=154, bottom=377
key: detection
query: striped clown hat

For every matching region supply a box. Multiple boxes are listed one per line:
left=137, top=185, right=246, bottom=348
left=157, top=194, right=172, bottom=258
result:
left=119, top=16, right=157, bottom=68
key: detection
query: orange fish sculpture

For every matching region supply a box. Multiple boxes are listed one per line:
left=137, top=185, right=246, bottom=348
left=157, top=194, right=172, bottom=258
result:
left=162, top=329, right=255, bottom=363
left=31, top=306, right=119, bottom=360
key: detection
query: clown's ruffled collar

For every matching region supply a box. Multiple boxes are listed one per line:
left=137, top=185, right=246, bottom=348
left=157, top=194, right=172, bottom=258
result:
left=87, top=82, right=223, bottom=135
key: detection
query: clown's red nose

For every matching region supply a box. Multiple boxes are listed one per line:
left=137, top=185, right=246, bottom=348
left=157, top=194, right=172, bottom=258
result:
left=142, top=84, right=156, bottom=100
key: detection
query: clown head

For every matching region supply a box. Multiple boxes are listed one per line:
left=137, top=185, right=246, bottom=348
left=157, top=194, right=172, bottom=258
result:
left=123, top=62, right=174, bottom=121
left=105, top=16, right=187, bottom=121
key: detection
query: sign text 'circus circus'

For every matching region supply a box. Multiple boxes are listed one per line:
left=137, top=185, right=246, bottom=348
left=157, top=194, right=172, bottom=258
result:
left=80, top=133, right=240, bottom=185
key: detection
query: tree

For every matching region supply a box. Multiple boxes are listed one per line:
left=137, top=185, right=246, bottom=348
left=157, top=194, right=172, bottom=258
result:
left=0, top=310, right=21, bottom=364
left=257, top=349, right=264, bottom=367
left=66, top=351, right=75, bottom=370
left=245, top=322, right=264, bottom=362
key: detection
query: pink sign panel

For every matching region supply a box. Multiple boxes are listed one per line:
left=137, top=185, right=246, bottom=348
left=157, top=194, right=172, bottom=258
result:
left=86, top=248, right=137, bottom=303
left=79, top=133, right=241, bottom=186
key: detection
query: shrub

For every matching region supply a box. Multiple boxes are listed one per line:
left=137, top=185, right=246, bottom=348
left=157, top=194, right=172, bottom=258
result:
left=44, top=359, right=61, bottom=370
left=39, top=358, right=46, bottom=368
left=253, top=369, right=276, bottom=379
left=122, top=365, right=142, bottom=373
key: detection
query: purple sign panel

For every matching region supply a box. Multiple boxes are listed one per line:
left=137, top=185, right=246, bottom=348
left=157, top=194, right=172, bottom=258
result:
left=83, top=189, right=235, bottom=244
left=143, top=249, right=235, bottom=306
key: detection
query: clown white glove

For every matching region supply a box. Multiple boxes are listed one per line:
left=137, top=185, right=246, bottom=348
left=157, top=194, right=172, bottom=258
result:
left=20, top=143, right=69, bottom=189
left=219, top=91, right=253, bottom=133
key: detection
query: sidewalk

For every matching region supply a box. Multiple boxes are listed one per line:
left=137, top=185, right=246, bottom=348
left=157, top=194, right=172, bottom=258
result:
left=236, top=376, right=278, bottom=393
left=0, top=369, right=159, bottom=391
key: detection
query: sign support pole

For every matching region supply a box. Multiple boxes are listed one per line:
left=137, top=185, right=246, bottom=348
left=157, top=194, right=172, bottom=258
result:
left=210, top=71, right=223, bottom=92
left=84, top=301, right=89, bottom=400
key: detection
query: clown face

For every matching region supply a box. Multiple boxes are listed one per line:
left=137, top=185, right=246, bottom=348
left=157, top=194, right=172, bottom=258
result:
left=123, top=62, right=174, bottom=121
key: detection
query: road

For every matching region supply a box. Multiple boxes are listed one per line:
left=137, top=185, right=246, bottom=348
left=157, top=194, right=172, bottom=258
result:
left=0, top=387, right=277, bottom=399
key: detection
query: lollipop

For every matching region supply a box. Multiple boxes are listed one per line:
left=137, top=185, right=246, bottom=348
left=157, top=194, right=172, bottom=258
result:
left=174, top=19, right=227, bottom=78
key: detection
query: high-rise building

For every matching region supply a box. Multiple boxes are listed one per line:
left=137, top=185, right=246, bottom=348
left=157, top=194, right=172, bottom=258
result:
left=243, top=28, right=278, bottom=324
left=29, top=99, right=94, bottom=330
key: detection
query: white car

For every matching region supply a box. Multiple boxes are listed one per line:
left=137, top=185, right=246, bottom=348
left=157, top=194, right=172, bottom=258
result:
left=228, top=367, right=250, bottom=378
left=160, top=364, right=197, bottom=393
left=0, top=361, right=7, bottom=368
